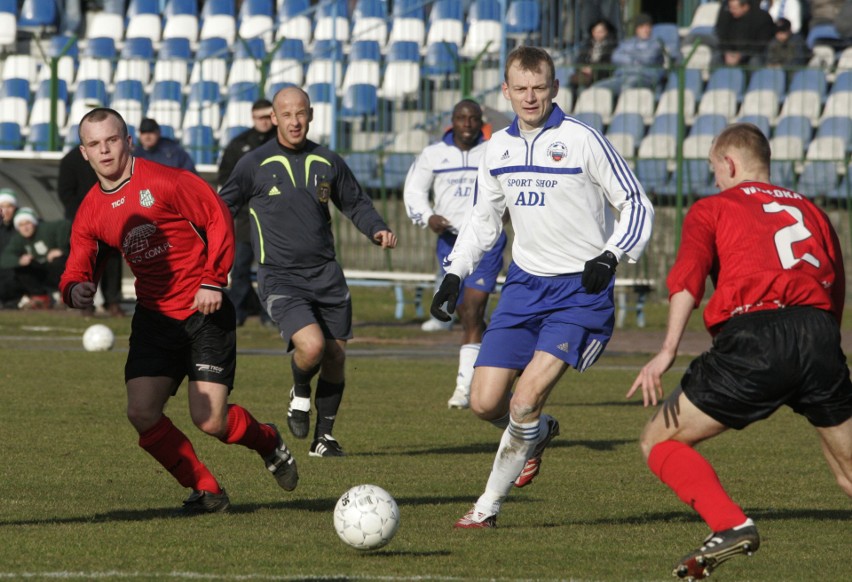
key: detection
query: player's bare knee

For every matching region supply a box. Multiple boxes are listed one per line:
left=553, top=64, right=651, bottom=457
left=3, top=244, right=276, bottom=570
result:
left=509, top=400, right=539, bottom=424
left=193, top=415, right=226, bottom=437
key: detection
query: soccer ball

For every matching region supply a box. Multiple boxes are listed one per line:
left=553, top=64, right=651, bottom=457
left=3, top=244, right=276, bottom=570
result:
left=333, top=484, right=400, bottom=550
left=82, top=324, right=115, bottom=352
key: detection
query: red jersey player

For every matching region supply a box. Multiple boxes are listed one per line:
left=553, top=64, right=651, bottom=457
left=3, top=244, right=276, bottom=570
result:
left=60, top=108, right=299, bottom=514
left=628, top=123, right=852, bottom=579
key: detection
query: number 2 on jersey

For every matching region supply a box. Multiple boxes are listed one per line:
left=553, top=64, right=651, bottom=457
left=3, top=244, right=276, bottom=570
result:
left=763, top=201, right=820, bottom=269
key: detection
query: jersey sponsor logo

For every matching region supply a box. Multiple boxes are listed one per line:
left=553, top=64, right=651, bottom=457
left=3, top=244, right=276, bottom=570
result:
left=111, top=197, right=126, bottom=208
left=514, top=191, right=546, bottom=206
left=139, top=189, right=155, bottom=208
left=123, top=223, right=172, bottom=264
left=547, top=142, right=568, bottom=162
left=195, top=363, right=224, bottom=374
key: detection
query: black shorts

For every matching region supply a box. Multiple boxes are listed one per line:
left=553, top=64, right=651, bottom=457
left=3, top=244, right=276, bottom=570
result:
left=258, top=262, right=353, bottom=351
left=681, top=306, right=852, bottom=430
left=125, top=298, right=237, bottom=392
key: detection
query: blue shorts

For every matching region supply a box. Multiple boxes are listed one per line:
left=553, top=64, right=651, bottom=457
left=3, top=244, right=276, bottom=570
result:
left=437, top=231, right=507, bottom=303
left=476, top=262, right=615, bottom=372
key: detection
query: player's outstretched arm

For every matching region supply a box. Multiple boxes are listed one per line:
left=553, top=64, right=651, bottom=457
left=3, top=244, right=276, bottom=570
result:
left=627, top=290, right=696, bottom=407
left=372, top=230, right=397, bottom=249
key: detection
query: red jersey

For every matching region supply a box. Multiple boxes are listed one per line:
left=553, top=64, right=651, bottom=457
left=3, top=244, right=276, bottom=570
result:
left=60, top=158, right=235, bottom=320
left=667, top=182, right=845, bottom=334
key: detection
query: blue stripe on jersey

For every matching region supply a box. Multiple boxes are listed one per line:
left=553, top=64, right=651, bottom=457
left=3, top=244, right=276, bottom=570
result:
left=490, top=165, right=583, bottom=176
left=564, top=116, right=649, bottom=253
left=434, top=166, right=478, bottom=174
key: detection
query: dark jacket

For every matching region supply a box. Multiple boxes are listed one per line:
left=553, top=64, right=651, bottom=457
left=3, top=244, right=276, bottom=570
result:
left=715, top=3, right=776, bottom=63
left=133, top=137, right=197, bottom=173
left=57, top=147, right=98, bottom=221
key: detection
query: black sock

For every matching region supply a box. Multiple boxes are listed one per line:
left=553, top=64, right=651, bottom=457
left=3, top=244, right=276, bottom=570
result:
left=291, top=359, right=320, bottom=399
left=314, top=377, right=344, bottom=438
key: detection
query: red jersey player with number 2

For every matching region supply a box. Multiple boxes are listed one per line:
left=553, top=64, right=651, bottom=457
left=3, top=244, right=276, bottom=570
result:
left=60, top=108, right=299, bottom=514
left=628, top=123, right=852, bottom=580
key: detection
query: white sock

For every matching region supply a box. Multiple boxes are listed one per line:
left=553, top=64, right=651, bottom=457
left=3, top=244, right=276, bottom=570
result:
left=475, top=417, right=539, bottom=515
left=290, top=395, right=311, bottom=412
left=456, top=343, right=480, bottom=389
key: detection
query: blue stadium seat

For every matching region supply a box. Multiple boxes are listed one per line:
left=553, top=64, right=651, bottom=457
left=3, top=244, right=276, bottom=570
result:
left=127, top=0, right=159, bottom=17
left=313, top=38, right=345, bottom=60
left=789, top=69, right=827, bottom=101
left=736, top=114, right=771, bottom=137
left=36, top=78, right=68, bottom=102
left=806, top=23, right=840, bottom=50
left=202, top=0, right=236, bottom=17
left=114, top=79, right=145, bottom=103
left=383, top=40, right=421, bottom=99
left=468, top=0, right=500, bottom=20
left=774, top=114, right=813, bottom=147
left=381, top=153, right=416, bottom=189
left=18, top=0, right=59, bottom=33
left=317, top=0, right=348, bottom=18
left=182, top=125, right=218, bottom=164
left=690, top=113, right=727, bottom=137
left=352, top=0, right=387, bottom=44
left=122, top=37, right=155, bottom=60
left=269, top=38, right=305, bottom=86
left=648, top=113, right=679, bottom=137
left=196, top=36, right=230, bottom=59
left=188, top=80, right=221, bottom=105
left=228, top=81, right=260, bottom=103
left=235, top=36, right=266, bottom=59
left=746, top=68, right=786, bottom=99
left=75, top=79, right=109, bottom=105
left=427, top=0, right=463, bottom=46
left=341, top=83, right=378, bottom=118
left=652, top=23, right=681, bottom=64
left=345, top=152, right=379, bottom=187
left=830, top=162, right=852, bottom=200
left=164, top=0, right=198, bottom=16
left=705, top=67, right=745, bottom=103
left=798, top=161, right=838, bottom=197
left=573, top=112, right=604, bottom=133
left=506, top=0, right=540, bottom=38
left=354, top=0, right=385, bottom=19
left=0, top=78, right=30, bottom=100
left=393, top=0, right=424, bottom=18
left=0, top=121, right=23, bottom=150
left=308, top=82, right=335, bottom=104
left=274, top=37, right=305, bottom=61
left=665, top=69, right=703, bottom=102
left=424, top=42, right=459, bottom=77
left=47, top=34, right=79, bottom=59
left=607, top=112, right=645, bottom=143
left=151, top=80, right=183, bottom=103
left=159, top=37, right=192, bottom=60
left=635, top=159, right=670, bottom=194
left=831, top=71, right=852, bottom=95
left=240, top=0, right=273, bottom=17
left=350, top=38, right=381, bottom=62
left=27, top=122, right=58, bottom=151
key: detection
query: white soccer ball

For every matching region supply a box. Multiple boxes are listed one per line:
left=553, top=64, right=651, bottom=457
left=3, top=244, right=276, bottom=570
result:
left=333, top=484, right=400, bottom=550
left=82, top=324, right=115, bottom=352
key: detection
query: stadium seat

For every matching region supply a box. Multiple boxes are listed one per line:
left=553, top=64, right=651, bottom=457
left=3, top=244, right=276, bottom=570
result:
left=426, top=0, right=463, bottom=46
left=126, top=13, right=162, bottom=42
left=832, top=71, right=852, bottom=94
left=305, top=39, right=344, bottom=86
left=681, top=135, right=716, bottom=196
left=202, top=0, right=235, bottom=17
left=788, top=69, right=827, bottom=102
left=681, top=44, right=713, bottom=80
left=572, top=112, right=604, bottom=133
left=830, top=161, right=852, bottom=200
left=774, top=114, right=813, bottom=147
left=462, top=0, right=503, bottom=58
left=190, top=37, right=230, bottom=86
left=200, top=14, right=237, bottom=44
left=690, top=113, right=728, bottom=137
left=652, top=22, right=681, bottom=65
left=29, top=93, right=67, bottom=127
left=314, top=0, right=350, bottom=43
left=573, top=86, right=613, bottom=125
left=778, top=90, right=822, bottom=126
left=613, top=87, right=655, bottom=124
left=150, top=79, right=183, bottom=104
left=27, top=122, right=60, bottom=151
left=654, top=89, right=696, bottom=126
left=738, top=89, right=781, bottom=122
left=88, top=11, right=125, bottom=43
left=685, top=1, right=720, bottom=39
left=382, top=41, right=421, bottom=100
left=0, top=77, right=31, bottom=101
left=505, top=0, right=540, bottom=40
left=18, top=0, right=59, bottom=35
left=276, top=0, right=312, bottom=45
left=76, top=37, right=116, bottom=85
left=388, top=0, right=425, bottom=46
left=155, top=37, right=192, bottom=84
left=607, top=112, right=646, bottom=144
left=820, top=93, right=852, bottom=123
left=229, top=37, right=266, bottom=85
left=638, top=133, right=676, bottom=159
left=746, top=68, right=786, bottom=99
left=307, top=82, right=335, bottom=142
left=798, top=160, right=838, bottom=197
left=0, top=121, right=23, bottom=150
left=2, top=54, right=39, bottom=84
left=424, top=41, right=459, bottom=78
left=635, top=159, right=670, bottom=194
left=37, top=34, right=77, bottom=86
left=163, top=13, right=200, bottom=42
left=345, top=152, right=379, bottom=188
left=0, top=9, right=16, bottom=49
left=665, top=68, right=704, bottom=102
left=238, top=0, right=274, bottom=46
left=113, top=79, right=145, bottom=103
left=343, top=39, right=381, bottom=91
left=182, top=125, right=218, bottom=164
left=696, top=89, right=738, bottom=119
left=228, top=81, right=260, bottom=104
left=0, top=96, right=28, bottom=124
left=352, top=0, right=388, bottom=45
left=380, top=152, right=416, bottom=188
left=268, top=38, right=306, bottom=86
left=341, top=83, right=378, bottom=118
left=146, top=100, right=183, bottom=132
left=769, top=135, right=802, bottom=189
left=127, top=0, right=159, bottom=17
left=806, top=23, right=840, bottom=50
left=115, top=38, right=154, bottom=85
left=222, top=99, right=254, bottom=133
left=74, top=78, right=109, bottom=106
left=706, top=67, right=745, bottom=102
left=165, top=0, right=198, bottom=16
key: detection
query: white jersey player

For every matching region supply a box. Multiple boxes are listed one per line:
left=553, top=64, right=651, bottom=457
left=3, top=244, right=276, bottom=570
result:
left=431, top=46, right=654, bottom=528
left=404, top=100, right=507, bottom=409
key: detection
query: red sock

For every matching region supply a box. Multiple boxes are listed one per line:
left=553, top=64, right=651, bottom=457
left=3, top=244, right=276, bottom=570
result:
left=138, top=416, right=221, bottom=494
left=648, top=439, right=747, bottom=532
left=222, top=404, right=277, bottom=456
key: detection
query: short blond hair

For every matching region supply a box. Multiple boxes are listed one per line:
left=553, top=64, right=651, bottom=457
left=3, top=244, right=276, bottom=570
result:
left=711, top=122, right=770, bottom=169
left=504, top=46, right=555, bottom=85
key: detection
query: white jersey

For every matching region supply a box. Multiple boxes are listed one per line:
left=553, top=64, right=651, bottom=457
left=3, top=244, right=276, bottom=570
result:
left=403, top=130, right=486, bottom=233
left=446, top=105, right=654, bottom=278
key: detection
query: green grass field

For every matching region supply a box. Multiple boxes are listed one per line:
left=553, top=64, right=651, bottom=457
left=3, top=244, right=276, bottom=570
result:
left=1, top=289, right=850, bottom=581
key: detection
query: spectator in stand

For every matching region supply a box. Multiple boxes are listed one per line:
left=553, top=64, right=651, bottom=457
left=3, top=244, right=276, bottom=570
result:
left=767, top=17, right=810, bottom=66
left=58, top=146, right=125, bottom=317
left=761, top=0, right=803, bottom=34
left=591, top=13, right=666, bottom=98
left=577, top=1, right=623, bottom=44
left=218, top=99, right=276, bottom=328
left=715, top=0, right=777, bottom=66
left=0, top=208, right=71, bottom=309
left=134, top=118, right=197, bottom=173
left=0, top=189, right=23, bottom=308
left=810, top=0, right=844, bottom=26
left=836, top=0, right=852, bottom=44
left=569, top=19, right=618, bottom=94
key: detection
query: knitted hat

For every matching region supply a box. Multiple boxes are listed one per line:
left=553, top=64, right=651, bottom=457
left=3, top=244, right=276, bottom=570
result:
left=0, top=188, right=17, bottom=207
left=13, top=207, right=38, bottom=230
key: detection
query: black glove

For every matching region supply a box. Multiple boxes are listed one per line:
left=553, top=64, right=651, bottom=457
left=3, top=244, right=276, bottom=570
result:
left=582, top=251, right=618, bottom=294
left=430, top=274, right=461, bottom=322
